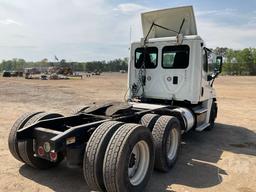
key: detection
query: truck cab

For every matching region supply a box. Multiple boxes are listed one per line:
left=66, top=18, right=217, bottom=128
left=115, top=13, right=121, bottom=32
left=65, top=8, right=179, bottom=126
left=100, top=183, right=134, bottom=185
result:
left=128, top=6, right=222, bottom=105
left=128, top=6, right=222, bottom=131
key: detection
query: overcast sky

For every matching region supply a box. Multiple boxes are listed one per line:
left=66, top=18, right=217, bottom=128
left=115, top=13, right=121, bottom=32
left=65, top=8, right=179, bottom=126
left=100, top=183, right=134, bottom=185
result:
left=0, top=0, right=255, bottom=61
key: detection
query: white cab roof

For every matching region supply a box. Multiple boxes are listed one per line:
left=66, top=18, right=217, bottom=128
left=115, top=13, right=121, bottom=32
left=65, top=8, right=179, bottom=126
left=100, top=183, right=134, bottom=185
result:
left=141, top=6, right=197, bottom=38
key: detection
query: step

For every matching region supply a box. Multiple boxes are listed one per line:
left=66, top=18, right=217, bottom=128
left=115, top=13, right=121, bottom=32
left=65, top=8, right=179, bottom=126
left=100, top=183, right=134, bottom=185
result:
left=195, top=123, right=210, bottom=131
left=193, top=107, right=208, bottom=114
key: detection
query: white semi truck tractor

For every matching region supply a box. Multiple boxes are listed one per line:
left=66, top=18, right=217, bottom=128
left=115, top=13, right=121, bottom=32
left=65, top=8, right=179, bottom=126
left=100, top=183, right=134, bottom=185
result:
left=8, top=6, right=223, bottom=192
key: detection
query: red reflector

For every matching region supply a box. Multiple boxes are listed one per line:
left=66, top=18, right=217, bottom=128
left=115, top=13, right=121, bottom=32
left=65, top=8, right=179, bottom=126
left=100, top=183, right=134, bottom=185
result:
left=50, top=151, right=58, bottom=161
left=38, top=146, right=45, bottom=156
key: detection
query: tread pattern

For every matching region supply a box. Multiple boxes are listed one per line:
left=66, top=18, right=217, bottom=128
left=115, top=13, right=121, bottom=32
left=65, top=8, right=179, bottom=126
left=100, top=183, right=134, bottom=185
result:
left=105, top=103, right=132, bottom=117
left=70, top=105, right=90, bottom=115
left=18, top=112, right=63, bottom=169
left=84, top=121, right=123, bottom=191
left=8, top=112, right=42, bottom=162
left=103, top=124, right=151, bottom=192
left=152, top=115, right=181, bottom=172
left=83, top=103, right=113, bottom=115
left=140, top=113, right=160, bottom=130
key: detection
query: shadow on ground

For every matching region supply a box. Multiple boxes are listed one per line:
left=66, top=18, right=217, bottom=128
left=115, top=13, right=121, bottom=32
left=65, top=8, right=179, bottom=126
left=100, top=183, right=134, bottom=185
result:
left=19, top=123, right=256, bottom=192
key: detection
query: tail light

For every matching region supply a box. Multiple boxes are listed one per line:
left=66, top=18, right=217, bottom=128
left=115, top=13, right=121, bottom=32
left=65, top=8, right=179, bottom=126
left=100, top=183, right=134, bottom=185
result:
left=38, top=146, right=45, bottom=157
left=50, top=151, right=58, bottom=161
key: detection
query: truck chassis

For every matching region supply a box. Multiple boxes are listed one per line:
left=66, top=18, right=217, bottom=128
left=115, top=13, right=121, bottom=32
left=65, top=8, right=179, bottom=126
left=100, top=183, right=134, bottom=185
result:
left=9, top=101, right=216, bottom=192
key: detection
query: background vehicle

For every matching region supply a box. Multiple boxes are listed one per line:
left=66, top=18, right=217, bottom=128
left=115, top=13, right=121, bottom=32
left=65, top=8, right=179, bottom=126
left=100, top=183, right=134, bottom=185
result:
left=8, top=6, right=222, bottom=192
left=2, top=71, right=11, bottom=77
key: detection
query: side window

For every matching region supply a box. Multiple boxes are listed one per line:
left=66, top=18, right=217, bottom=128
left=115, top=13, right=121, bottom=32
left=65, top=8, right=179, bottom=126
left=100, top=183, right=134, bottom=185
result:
left=162, top=45, right=190, bottom=69
left=135, top=47, right=158, bottom=69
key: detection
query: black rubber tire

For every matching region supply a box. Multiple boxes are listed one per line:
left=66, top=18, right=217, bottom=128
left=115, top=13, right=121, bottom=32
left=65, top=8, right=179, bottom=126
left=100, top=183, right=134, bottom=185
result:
left=83, top=103, right=113, bottom=115
left=83, top=121, right=124, bottom=191
left=18, top=112, right=64, bottom=169
left=152, top=115, right=181, bottom=172
left=103, top=124, right=155, bottom=192
left=140, top=113, right=160, bottom=130
left=8, top=112, right=43, bottom=162
left=105, top=103, right=132, bottom=117
left=205, top=101, right=218, bottom=131
left=70, top=105, right=91, bottom=115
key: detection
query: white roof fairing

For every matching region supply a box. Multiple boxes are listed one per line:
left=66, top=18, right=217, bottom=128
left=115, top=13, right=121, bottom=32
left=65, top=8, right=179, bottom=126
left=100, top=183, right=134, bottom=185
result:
left=141, top=6, right=197, bottom=38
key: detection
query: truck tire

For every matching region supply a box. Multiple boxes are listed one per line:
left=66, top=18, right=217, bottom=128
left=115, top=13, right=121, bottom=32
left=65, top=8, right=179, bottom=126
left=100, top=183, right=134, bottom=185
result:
left=70, top=105, right=91, bottom=115
left=103, top=124, right=155, bottom=192
left=105, top=103, right=132, bottom=117
left=140, top=114, right=160, bottom=130
left=205, top=101, right=218, bottom=131
left=83, top=103, right=113, bottom=115
left=18, top=112, right=64, bottom=169
left=8, top=112, right=42, bottom=162
left=83, top=121, right=124, bottom=191
left=152, top=116, right=181, bottom=172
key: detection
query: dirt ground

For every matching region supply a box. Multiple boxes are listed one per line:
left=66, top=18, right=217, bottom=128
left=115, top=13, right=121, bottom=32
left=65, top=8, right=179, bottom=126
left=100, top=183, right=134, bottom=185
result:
left=0, top=73, right=255, bottom=192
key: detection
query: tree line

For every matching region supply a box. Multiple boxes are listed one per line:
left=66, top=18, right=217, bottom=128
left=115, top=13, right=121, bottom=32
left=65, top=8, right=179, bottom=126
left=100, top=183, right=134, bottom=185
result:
left=0, top=48, right=256, bottom=75
left=0, top=58, right=128, bottom=73
left=213, top=47, right=256, bottom=75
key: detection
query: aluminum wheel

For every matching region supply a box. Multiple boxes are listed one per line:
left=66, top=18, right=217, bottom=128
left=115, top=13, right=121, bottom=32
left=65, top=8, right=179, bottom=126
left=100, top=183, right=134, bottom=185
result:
left=103, top=124, right=155, bottom=191
left=166, top=128, right=179, bottom=161
left=128, top=140, right=150, bottom=186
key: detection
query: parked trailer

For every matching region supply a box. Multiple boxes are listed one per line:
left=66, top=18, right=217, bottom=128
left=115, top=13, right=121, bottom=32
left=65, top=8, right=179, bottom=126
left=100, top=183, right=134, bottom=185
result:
left=8, top=6, right=223, bottom=192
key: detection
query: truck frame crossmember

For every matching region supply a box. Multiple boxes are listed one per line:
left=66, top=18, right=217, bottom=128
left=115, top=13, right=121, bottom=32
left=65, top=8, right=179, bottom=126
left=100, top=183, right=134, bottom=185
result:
left=16, top=106, right=169, bottom=152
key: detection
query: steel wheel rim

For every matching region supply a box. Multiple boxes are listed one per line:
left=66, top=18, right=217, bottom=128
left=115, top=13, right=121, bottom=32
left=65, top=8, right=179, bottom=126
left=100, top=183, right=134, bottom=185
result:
left=166, top=128, right=179, bottom=160
left=128, top=140, right=150, bottom=186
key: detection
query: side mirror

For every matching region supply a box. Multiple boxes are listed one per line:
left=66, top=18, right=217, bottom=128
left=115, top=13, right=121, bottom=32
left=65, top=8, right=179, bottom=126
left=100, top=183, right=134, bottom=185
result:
left=210, top=56, right=223, bottom=80
left=207, top=74, right=213, bottom=81
left=216, top=56, right=223, bottom=75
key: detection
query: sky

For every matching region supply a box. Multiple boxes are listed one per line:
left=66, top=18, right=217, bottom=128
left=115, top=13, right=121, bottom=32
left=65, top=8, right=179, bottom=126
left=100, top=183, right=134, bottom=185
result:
left=0, top=0, right=255, bottom=61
